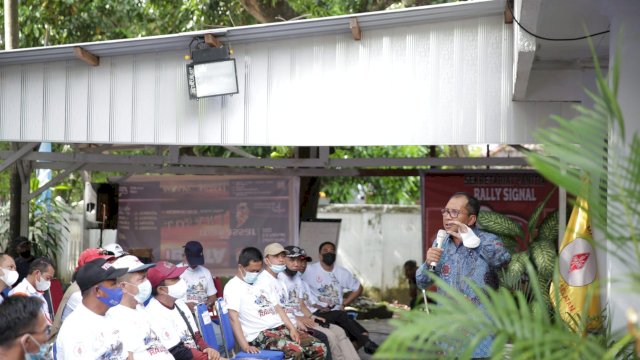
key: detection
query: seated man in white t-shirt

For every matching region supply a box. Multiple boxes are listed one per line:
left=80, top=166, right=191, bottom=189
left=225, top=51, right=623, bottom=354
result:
left=145, top=261, right=223, bottom=360
left=224, top=246, right=327, bottom=359
left=9, top=257, right=56, bottom=325
left=56, top=258, right=130, bottom=359
left=301, top=242, right=378, bottom=355
left=107, top=255, right=174, bottom=359
left=178, top=241, right=217, bottom=311
left=280, top=246, right=361, bottom=360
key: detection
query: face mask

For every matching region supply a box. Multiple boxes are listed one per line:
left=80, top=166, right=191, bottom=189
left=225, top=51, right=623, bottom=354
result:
left=165, top=279, right=187, bottom=299
left=20, top=250, right=32, bottom=258
left=35, top=274, right=51, bottom=292
left=0, top=268, right=19, bottom=287
left=21, top=334, right=53, bottom=360
left=242, top=268, right=260, bottom=285
left=283, top=267, right=297, bottom=277
left=97, top=286, right=123, bottom=307
left=322, top=253, right=336, bottom=266
left=269, top=263, right=286, bottom=274
left=135, top=279, right=152, bottom=304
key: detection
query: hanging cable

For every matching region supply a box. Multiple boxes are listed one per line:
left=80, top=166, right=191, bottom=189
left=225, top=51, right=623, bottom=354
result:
left=507, top=1, right=609, bottom=41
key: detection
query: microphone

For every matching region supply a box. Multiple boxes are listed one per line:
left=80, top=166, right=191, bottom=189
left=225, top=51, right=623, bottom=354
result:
left=429, top=229, right=447, bottom=271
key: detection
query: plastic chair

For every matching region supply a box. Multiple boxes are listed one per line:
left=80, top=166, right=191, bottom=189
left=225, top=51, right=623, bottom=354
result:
left=195, top=303, right=220, bottom=350
left=215, top=298, right=284, bottom=360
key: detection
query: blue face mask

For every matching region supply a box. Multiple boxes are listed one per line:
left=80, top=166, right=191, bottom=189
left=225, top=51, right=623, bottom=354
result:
left=22, top=334, right=53, bottom=360
left=242, top=268, right=260, bottom=284
left=97, top=285, right=123, bottom=307
left=269, top=264, right=286, bottom=273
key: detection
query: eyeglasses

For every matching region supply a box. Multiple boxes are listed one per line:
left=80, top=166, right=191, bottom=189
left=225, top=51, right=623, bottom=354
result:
left=440, top=208, right=467, bottom=218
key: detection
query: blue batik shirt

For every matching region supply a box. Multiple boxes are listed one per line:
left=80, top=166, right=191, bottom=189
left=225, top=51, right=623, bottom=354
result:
left=416, top=227, right=511, bottom=357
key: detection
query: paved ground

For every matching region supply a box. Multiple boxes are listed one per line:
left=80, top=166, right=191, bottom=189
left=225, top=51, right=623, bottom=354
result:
left=356, top=318, right=395, bottom=360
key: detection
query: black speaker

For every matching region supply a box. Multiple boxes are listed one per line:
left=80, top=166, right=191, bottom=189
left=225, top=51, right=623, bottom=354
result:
left=96, top=183, right=119, bottom=229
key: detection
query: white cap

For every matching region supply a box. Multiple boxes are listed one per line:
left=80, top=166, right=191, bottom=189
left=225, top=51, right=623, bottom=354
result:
left=104, top=243, right=127, bottom=258
left=112, top=255, right=155, bottom=273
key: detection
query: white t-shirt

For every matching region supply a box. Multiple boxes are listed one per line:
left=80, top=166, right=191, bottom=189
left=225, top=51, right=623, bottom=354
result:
left=178, top=264, right=216, bottom=304
left=301, top=262, right=361, bottom=310
left=145, top=297, right=199, bottom=351
left=106, top=304, right=173, bottom=360
left=56, top=303, right=128, bottom=360
left=277, top=272, right=309, bottom=316
left=223, top=276, right=283, bottom=342
left=9, top=278, right=52, bottom=324
left=62, top=291, right=82, bottom=321
left=254, top=271, right=295, bottom=323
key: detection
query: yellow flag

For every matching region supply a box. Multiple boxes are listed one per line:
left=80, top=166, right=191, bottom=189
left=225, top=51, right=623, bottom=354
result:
left=550, top=197, right=600, bottom=329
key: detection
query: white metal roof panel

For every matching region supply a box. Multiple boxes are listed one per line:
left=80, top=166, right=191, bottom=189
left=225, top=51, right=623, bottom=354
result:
left=0, top=1, right=576, bottom=146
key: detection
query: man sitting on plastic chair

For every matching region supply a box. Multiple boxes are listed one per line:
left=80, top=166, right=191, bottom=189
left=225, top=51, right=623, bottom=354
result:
left=223, top=246, right=326, bottom=359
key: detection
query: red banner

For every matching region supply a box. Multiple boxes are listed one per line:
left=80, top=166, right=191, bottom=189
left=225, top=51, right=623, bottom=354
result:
left=421, top=171, right=558, bottom=258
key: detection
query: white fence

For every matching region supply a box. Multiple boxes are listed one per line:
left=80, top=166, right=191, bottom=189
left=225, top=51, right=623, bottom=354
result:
left=317, top=204, right=422, bottom=291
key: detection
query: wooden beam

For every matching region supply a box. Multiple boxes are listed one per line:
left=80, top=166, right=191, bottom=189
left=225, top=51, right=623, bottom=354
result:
left=74, top=46, right=100, bottom=66
left=349, top=18, right=361, bottom=41
left=204, top=34, right=222, bottom=48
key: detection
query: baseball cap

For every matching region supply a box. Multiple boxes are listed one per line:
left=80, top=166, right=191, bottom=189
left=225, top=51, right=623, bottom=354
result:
left=147, top=261, right=187, bottom=288
left=112, top=255, right=155, bottom=273
left=263, top=243, right=289, bottom=257
left=104, top=243, right=127, bottom=258
left=183, top=241, right=205, bottom=266
left=284, top=246, right=312, bottom=261
left=76, top=248, right=115, bottom=271
left=76, top=258, right=129, bottom=292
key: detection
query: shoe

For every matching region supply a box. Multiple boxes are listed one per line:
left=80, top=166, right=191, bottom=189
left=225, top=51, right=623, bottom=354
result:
left=364, top=340, right=379, bottom=354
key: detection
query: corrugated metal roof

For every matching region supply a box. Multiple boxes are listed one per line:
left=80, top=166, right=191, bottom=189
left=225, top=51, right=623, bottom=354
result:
left=0, top=0, right=503, bottom=65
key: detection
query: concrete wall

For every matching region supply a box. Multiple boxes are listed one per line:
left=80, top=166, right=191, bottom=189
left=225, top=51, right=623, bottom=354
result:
left=317, top=204, right=422, bottom=292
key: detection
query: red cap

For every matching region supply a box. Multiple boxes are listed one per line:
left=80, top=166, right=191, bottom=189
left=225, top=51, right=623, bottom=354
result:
left=76, top=248, right=115, bottom=271
left=147, top=261, right=187, bottom=288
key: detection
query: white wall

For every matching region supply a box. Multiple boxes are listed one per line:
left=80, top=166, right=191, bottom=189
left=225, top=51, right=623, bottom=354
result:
left=317, top=204, right=422, bottom=291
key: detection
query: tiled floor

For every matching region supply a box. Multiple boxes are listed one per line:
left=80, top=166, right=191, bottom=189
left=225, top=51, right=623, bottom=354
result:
left=356, top=318, right=394, bottom=360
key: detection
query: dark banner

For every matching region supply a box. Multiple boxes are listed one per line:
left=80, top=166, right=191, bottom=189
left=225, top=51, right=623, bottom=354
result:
left=421, top=170, right=558, bottom=258
left=117, top=175, right=299, bottom=274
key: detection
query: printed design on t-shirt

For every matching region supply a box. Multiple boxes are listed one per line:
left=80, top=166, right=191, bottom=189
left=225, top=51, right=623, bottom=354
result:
left=144, top=329, right=169, bottom=356
left=180, top=329, right=197, bottom=349
left=96, top=340, right=124, bottom=360
left=254, top=290, right=277, bottom=317
left=316, top=274, right=341, bottom=307
left=283, top=288, right=301, bottom=315
left=186, top=280, right=207, bottom=303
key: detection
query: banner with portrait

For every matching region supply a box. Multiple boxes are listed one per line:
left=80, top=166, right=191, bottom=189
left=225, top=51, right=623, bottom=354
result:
left=117, top=175, right=299, bottom=274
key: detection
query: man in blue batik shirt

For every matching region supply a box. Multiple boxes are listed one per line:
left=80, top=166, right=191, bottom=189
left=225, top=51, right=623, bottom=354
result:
left=417, top=192, right=511, bottom=358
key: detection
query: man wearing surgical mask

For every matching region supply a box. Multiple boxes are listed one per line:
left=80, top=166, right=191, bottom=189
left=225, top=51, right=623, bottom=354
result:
left=146, top=261, right=223, bottom=360
left=0, top=253, right=19, bottom=304
left=10, top=258, right=55, bottom=325
left=0, top=296, right=53, bottom=360
left=56, top=258, right=130, bottom=359
left=107, top=255, right=173, bottom=359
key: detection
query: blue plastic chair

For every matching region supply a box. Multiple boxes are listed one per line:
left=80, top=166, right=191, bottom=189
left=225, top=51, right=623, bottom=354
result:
left=195, top=303, right=221, bottom=350
left=215, top=298, right=284, bottom=360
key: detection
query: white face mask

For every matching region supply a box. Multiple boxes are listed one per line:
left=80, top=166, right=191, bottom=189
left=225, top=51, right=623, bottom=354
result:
left=35, top=273, right=51, bottom=292
left=135, top=279, right=152, bottom=304
left=165, top=279, right=187, bottom=300
left=0, top=268, right=19, bottom=287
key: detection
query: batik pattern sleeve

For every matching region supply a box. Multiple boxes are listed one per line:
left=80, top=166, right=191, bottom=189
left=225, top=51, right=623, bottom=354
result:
left=416, top=262, right=435, bottom=290
left=476, top=230, right=511, bottom=268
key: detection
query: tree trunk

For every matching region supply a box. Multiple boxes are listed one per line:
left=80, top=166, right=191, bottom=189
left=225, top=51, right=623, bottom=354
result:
left=6, top=0, right=21, bottom=256
left=238, top=0, right=299, bottom=23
